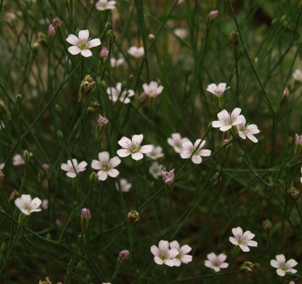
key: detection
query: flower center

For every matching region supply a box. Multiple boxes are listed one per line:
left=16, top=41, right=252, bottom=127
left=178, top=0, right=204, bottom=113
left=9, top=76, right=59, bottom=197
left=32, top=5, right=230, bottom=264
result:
left=78, top=42, right=88, bottom=50
left=102, top=164, right=110, bottom=171
left=159, top=252, right=168, bottom=260
left=130, top=145, right=140, bottom=153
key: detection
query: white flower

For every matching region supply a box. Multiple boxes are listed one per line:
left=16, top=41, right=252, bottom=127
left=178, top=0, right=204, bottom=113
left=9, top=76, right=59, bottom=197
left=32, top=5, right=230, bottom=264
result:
left=270, top=254, right=298, bottom=277
left=95, top=0, right=116, bottom=10
left=150, top=240, right=179, bottom=267
left=212, top=108, right=245, bottom=132
left=180, top=139, right=211, bottom=164
left=0, top=163, right=4, bottom=170
left=106, top=82, right=134, bottom=104
left=117, top=134, right=153, bottom=161
left=229, top=227, right=258, bottom=252
left=61, top=159, right=88, bottom=178
left=110, top=58, right=125, bottom=68
left=15, top=194, right=42, bottom=215
left=149, top=161, right=164, bottom=179
left=127, top=46, right=144, bottom=58
left=206, top=83, right=230, bottom=97
left=169, top=241, right=192, bottom=266
left=66, top=29, right=101, bottom=57
left=204, top=252, right=228, bottom=272
left=174, top=28, right=187, bottom=39
left=13, top=152, right=33, bottom=166
left=146, top=145, right=164, bottom=160
left=116, top=178, right=132, bottom=192
left=167, top=133, right=189, bottom=153
left=91, top=151, right=121, bottom=181
left=142, top=81, right=164, bottom=98
left=293, top=69, right=302, bottom=82
left=237, top=116, right=260, bottom=143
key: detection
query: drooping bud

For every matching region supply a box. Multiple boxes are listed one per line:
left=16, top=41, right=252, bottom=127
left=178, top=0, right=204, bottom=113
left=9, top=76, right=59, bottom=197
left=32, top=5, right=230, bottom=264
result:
left=127, top=210, right=140, bottom=222
left=79, top=75, right=95, bottom=102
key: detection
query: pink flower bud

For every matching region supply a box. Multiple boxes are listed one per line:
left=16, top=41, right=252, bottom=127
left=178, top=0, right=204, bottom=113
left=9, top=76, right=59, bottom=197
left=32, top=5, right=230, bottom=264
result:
left=48, top=24, right=56, bottom=36
left=97, top=114, right=109, bottom=126
left=118, top=250, right=130, bottom=263
left=208, top=10, right=218, bottom=19
left=295, top=134, right=302, bottom=145
left=42, top=163, right=50, bottom=170
left=52, top=17, right=61, bottom=27
left=100, top=47, right=109, bottom=59
left=162, top=169, right=175, bottom=184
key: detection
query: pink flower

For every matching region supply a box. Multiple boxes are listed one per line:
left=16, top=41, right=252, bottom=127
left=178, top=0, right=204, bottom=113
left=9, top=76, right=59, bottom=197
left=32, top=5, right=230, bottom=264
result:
left=61, top=159, right=87, bottom=178
left=110, top=58, right=125, bottom=67
left=208, top=10, right=218, bottom=19
left=229, top=227, right=258, bottom=252
left=116, top=178, right=132, bottom=192
left=206, top=83, right=229, bottom=97
left=100, top=47, right=109, bottom=59
left=237, top=117, right=260, bottom=143
left=127, top=46, right=144, bottom=58
left=150, top=240, right=179, bottom=267
left=212, top=108, right=245, bottom=132
left=204, top=253, right=228, bottom=272
left=270, top=254, right=298, bottom=277
left=95, top=0, right=116, bottom=11
left=180, top=139, right=211, bottom=164
left=142, top=81, right=164, bottom=98
left=162, top=169, right=175, bottom=184
left=66, top=30, right=101, bottom=57
left=169, top=241, right=193, bottom=266
left=167, top=133, right=189, bottom=153
left=106, top=82, right=134, bottom=104
left=15, top=194, right=42, bottom=215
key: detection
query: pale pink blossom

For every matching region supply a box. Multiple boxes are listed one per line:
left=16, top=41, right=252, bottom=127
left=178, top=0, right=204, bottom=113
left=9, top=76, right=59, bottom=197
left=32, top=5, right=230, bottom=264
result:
left=167, top=133, right=189, bottom=153
left=97, top=114, right=109, bottom=126
left=13, top=151, right=33, bottom=166
left=204, top=253, right=228, bottom=272
left=61, top=159, right=87, bottom=178
left=100, top=47, right=109, bottom=59
left=229, top=227, right=258, bottom=252
left=116, top=178, right=132, bottom=192
left=208, top=10, right=218, bottom=19
left=15, top=194, right=42, bottom=215
left=212, top=108, right=245, bottom=132
left=66, top=29, right=101, bottom=57
left=174, top=28, right=187, bottom=39
left=150, top=240, right=179, bottom=267
left=270, top=254, right=298, bottom=277
left=180, top=139, right=211, bottom=164
left=110, top=58, right=125, bottom=67
left=162, top=169, right=175, bottom=184
left=149, top=162, right=163, bottom=179
left=127, top=46, right=144, bottom=58
left=42, top=199, right=48, bottom=209
left=142, top=81, right=164, bottom=98
left=95, top=0, right=116, bottom=11
left=146, top=145, right=164, bottom=160
left=117, top=134, right=153, bottom=160
left=91, top=151, right=121, bottom=181
left=48, top=24, right=55, bottom=36
left=237, top=116, right=260, bottom=143
left=106, top=82, right=134, bottom=104
left=293, top=69, right=302, bottom=82
left=0, top=163, right=4, bottom=170
left=206, top=83, right=230, bottom=97
left=295, top=134, right=302, bottom=145
left=170, top=240, right=192, bottom=266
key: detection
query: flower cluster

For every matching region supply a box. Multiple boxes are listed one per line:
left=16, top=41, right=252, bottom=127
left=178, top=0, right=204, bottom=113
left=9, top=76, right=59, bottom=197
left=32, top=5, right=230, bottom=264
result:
left=212, top=108, right=260, bottom=143
left=151, top=240, right=192, bottom=267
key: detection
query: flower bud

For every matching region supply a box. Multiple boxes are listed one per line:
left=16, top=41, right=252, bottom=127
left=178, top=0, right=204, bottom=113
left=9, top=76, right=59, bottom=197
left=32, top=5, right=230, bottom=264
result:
left=8, top=189, right=19, bottom=202
left=106, top=30, right=115, bottom=43
left=118, top=250, right=130, bottom=263
left=162, top=169, right=175, bottom=185
left=239, top=261, right=255, bottom=273
left=149, top=34, right=155, bottom=40
left=52, top=17, right=65, bottom=45
left=79, top=75, right=95, bottom=102
left=39, top=276, right=52, bottom=284
left=55, top=104, right=61, bottom=114
left=48, top=24, right=56, bottom=36
left=105, top=22, right=111, bottom=31
left=262, top=219, right=272, bottom=235
left=0, top=99, right=11, bottom=119
left=229, top=30, right=240, bottom=48
left=57, top=130, right=63, bottom=140
left=97, top=114, right=109, bottom=126
left=32, top=42, right=40, bottom=56
left=294, top=134, right=302, bottom=154
left=89, top=172, right=98, bottom=186
left=208, top=10, right=218, bottom=19
left=287, top=187, right=300, bottom=199
left=23, top=150, right=31, bottom=165
left=127, top=210, right=140, bottom=222
left=100, top=47, right=109, bottom=59
left=80, top=208, right=91, bottom=233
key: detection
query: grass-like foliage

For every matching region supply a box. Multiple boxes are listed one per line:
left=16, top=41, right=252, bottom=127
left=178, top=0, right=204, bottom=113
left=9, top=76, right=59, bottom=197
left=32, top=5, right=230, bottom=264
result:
left=1, top=0, right=302, bottom=283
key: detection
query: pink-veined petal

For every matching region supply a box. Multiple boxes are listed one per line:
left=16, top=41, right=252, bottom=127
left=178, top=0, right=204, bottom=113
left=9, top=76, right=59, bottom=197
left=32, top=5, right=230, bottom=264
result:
left=68, top=46, right=81, bottom=55
left=88, top=38, right=101, bottom=48
left=66, top=34, right=79, bottom=45
left=117, top=149, right=130, bottom=157
left=81, top=49, right=92, bottom=57
left=78, top=29, right=89, bottom=42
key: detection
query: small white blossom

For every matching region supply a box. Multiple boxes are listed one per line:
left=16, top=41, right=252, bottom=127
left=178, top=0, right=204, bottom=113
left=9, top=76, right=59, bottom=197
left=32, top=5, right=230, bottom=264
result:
left=174, top=28, right=187, bottom=39
left=116, top=178, right=132, bottom=192
left=91, top=151, right=121, bottom=181
left=149, top=161, right=164, bottom=179
left=66, top=29, right=101, bottom=57
left=15, top=194, right=42, bottom=215
left=0, top=163, right=4, bottom=170
left=270, top=254, right=298, bottom=277
left=229, top=227, right=258, bottom=252
left=170, top=240, right=192, bottom=266
left=167, top=133, right=189, bottom=153
left=95, top=0, right=116, bottom=11
left=180, top=139, right=211, bottom=164
left=110, top=58, right=125, bottom=67
left=142, top=81, right=164, bottom=98
left=150, top=240, right=179, bottom=267
left=117, top=134, right=153, bottom=161
left=13, top=152, right=33, bottom=166
left=237, top=116, right=260, bottom=143
left=204, top=252, right=228, bottom=272
left=206, top=83, right=230, bottom=97
left=146, top=145, right=164, bottom=160
left=212, top=108, right=245, bottom=132
left=106, top=82, right=134, bottom=104
left=127, top=46, right=144, bottom=58
left=293, top=69, right=302, bottom=82
left=61, top=159, right=87, bottom=178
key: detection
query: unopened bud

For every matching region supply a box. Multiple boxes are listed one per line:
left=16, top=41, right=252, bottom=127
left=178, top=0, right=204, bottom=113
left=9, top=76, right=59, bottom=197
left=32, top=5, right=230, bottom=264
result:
left=149, top=34, right=155, bottom=40
left=55, top=104, right=62, bottom=114
left=80, top=208, right=91, bottom=233
left=229, top=30, right=240, bottom=48
left=57, top=130, right=63, bottom=140
left=89, top=172, right=98, bottom=185
left=100, top=47, right=109, bottom=59
left=208, top=10, right=218, bottom=19
left=16, top=94, right=23, bottom=104
left=106, top=30, right=115, bottom=43
left=23, top=150, right=31, bottom=165
left=127, top=210, right=140, bottom=222
left=79, top=75, right=95, bottom=102
left=118, top=250, right=130, bottom=263
left=32, top=42, right=39, bottom=56
left=48, top=24, right=56, bottom=36
left=0, top=99, right=11, bottom=119
left=239, top=261, right=255, bottom=273
left=287, top=187, right=300, bottom=199
left=8, top=190, right=19, bottom=202
left=262, top=219, right=272, bottom=235
left=52, top=17, right=65, bottom=45
left=104, top=22, right=111, bottom=31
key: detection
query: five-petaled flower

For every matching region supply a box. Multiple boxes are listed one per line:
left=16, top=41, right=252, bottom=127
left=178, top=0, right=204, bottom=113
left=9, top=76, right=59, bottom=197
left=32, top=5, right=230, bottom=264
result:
left=229, top=227, right=258, bottom=252
left=61, top=159, right=88, bottom=178
left=91, top=151, right=121, bottom=181
left=150, top=240, right=179, bottom=267
left=142, top=81, right=164, bottom=98
left=149, top=161, right=164, bottom=179
left=206, top=83, right=230, bottom=97
left=169, top=240, right=193, bottom=266
left=146, top=145, right=164, bottom=160
left=180, top=139, right=211, bottom=164
left=270, top=254, right=298, bottom=277
left=212, top=108, right=245, bottom=132
left=95, top=0, right=116, bottom=11
left=117, top=134, right=153, bottom=161
left=127, top=46, right=144, bottom=58
left=204, top=252, right=228, bottom=272
left=167, top=133, right=189, bottom=153
left=66, top=29, right=101, bottom=57
left=15, top=194, right=42, bottom=215
left=106, top=82, right=134, bottom=104
left=236, top=116, right=260, bottom=143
